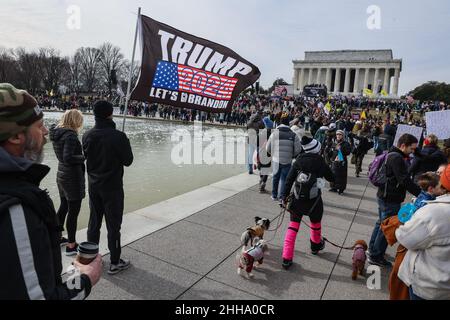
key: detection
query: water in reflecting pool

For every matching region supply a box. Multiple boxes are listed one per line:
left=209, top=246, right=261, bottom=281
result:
left=42, top=112, right=247, bottom=230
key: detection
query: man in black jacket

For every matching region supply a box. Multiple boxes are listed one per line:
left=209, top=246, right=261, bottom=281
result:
left=0, top=83, right=101, bottom=299
left=83, top=101, right=133, bottom=275
left=368, top=133, right=421, bottom=267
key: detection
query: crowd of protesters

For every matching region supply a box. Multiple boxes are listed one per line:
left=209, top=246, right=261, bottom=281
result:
left=245, top=91, right=450, bottom=300
left=1, top=81, right=450, bottom=300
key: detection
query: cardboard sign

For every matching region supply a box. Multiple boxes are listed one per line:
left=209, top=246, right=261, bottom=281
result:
left=425, top=110, right=450, bottom=140
left=393, top=124, right=423, bottom=146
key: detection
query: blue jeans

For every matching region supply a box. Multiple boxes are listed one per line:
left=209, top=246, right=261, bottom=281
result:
left=409, top=287, right=425, bottom=300
left=373, top=136, right=379, bottom=152
left=272, top=163, right=292, bottom=200
left=369, top=198, right=401, bottom=259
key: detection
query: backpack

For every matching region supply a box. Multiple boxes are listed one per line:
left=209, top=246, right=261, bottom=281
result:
left=368, top=151, right=389, bottom=187
left=292, top=171, right=319, bottom=200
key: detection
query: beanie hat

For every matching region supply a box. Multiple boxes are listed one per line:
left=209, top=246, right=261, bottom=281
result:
left=440, top=164, right=450, bottom=191
left=93, top=100, right=113, bottom=119
left=336, top=129, right=345, bottom=136
left=301, top=136, right=321, bottom=154
left=0, top=83, right=43, bottom=142
left=329, top=123, right=336, bottom=130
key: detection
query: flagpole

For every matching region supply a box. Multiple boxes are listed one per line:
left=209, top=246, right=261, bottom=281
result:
left=122, top=7, right=141, bottom=132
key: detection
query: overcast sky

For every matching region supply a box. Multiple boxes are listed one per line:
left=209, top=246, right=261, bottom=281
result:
left=1, top=0, right=449, bottom=94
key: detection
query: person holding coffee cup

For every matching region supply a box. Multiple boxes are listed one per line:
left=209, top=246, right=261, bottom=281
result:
left=0, top=83, right=102, bottom=299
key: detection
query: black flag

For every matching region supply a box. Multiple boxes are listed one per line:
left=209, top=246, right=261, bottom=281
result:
left=131, top=15, right=260, bottom=113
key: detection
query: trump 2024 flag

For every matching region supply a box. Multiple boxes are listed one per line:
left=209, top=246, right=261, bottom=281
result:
left=131, top=15, right=261, bottom=113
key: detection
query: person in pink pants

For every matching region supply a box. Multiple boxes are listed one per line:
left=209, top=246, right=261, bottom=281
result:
left=281, top=136, right=335, bottom=269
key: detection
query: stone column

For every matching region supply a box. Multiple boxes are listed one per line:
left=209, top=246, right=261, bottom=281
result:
left=298, top=68, right=305, bottom=91
left=393, top=68, right=400, bottom=96
left=325, top=68, right=331, bottom=89
left=334, top=68, right=341, bottom=93
left=383, top=68, right=390, bottom=93
left=353, top=68, right=360, bottom=94
left=344, top=68, right=351, bottom=93
left=363, top=68, right=370, bottom=91
left=307, top=68, right=313, bottom=85
left=293, top=69, right=299, bottom=90
left=316, top=68, right=322, bottom=85
left=373, top=68, right=380, bottom=93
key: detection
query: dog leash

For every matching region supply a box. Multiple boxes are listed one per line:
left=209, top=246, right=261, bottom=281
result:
left=266, top=194, right=355, bottom=251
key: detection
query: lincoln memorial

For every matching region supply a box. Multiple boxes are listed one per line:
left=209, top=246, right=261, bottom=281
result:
left=292, top=50, right=402, bottom=97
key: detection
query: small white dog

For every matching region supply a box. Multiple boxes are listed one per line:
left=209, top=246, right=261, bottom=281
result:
left=237, top=239, right=269, bottom=279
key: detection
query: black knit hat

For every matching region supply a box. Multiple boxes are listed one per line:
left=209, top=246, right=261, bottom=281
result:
left=301, top=136, right=321, bottom=154
left=93, top=100, right=113, bottom=119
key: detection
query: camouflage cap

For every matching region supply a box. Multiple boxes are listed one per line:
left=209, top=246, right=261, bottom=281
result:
left=0, top=83, right=43, bottom=142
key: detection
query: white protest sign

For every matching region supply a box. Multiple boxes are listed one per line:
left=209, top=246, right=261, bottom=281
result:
left=393, top=124, right=423, bottom=146
left=425, top=110, right=450, bottom=140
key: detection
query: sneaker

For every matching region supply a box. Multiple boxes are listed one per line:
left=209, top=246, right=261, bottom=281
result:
left=271, top=196, right=278, bottom=201
left=282, top=259, right=293, bottom=270
left=108, top=259, right=131, bottom=275
left=338, top=190, right=344, bottom=195
left=311, top=239, right=325, bottom=255
left=60, top=237, right=69, bottom=246
left=65, top=243, right=78, bottom=256
left=367, top=255, right=392, bottom=267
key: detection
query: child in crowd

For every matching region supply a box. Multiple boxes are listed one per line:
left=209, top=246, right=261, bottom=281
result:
left=412, top=172, right=443, bottom=210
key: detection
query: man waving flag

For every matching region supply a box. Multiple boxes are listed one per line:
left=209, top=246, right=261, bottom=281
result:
left=131, top=15, right=261, bottom=113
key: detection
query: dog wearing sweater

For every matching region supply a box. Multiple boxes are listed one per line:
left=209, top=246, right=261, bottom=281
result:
left=240, top=217, right=270, bottom=252
left=237, top=239, right=269, bottom=279
left=352, top=240, right=368, bottom=280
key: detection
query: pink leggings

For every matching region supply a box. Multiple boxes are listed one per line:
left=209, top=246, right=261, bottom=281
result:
left=282, top=220, right=322, bottom=260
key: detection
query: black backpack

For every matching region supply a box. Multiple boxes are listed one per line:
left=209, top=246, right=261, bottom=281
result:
left=292, top=171, right=319, bottom=200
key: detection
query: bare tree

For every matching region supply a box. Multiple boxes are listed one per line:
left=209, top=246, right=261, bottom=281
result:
left=119, top=59, right=140, bottom=95
left=14, top=48, right=42, bottom=94
left=0, top=48, right=18, bottom=84
left=37, top=47, right=69, bottom=93
left=76, top=47, right=100, bottom=93
left=68, top=51, right=83, bottom=94
left=98, top=42, right=124, bottom=96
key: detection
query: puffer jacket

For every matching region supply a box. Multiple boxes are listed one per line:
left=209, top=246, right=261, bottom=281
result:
left=266, top=124, right=302, bottom=165
left=49, top=125, right=85, bottom=201
left=396, top=194, right=450, bottom=300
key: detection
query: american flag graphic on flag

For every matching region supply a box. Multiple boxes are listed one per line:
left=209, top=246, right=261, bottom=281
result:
left=152, top=60, right=238, bottom=100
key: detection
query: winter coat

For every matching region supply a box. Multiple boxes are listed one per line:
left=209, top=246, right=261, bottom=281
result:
left=82, top=118, right=134, bottom=191
left=396, top=194, right=450, bottom=300
left=409, top=145, right=447, bottom=180
left=377, top=147, right=421, bottom=203
left=49, top=125, right=85, bottom=201
left=326, top=139, right=351, bottom=191
left=0, top=147, right=91, bottom=299
left=284, top=153, right=335, bottom=217
left=266, top=125, right=302, bottom=165
left=350, top=132, right=373, bottom=156
left=380, top=215, right=409, bottom=300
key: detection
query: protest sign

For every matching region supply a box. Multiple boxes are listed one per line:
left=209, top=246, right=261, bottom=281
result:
left=393, top=124, right=423, bottom=146
left=425, top=110, right=450, bottom=140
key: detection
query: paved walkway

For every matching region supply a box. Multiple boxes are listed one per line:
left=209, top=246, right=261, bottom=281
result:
left=84, top=151, right=395, bottom=300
